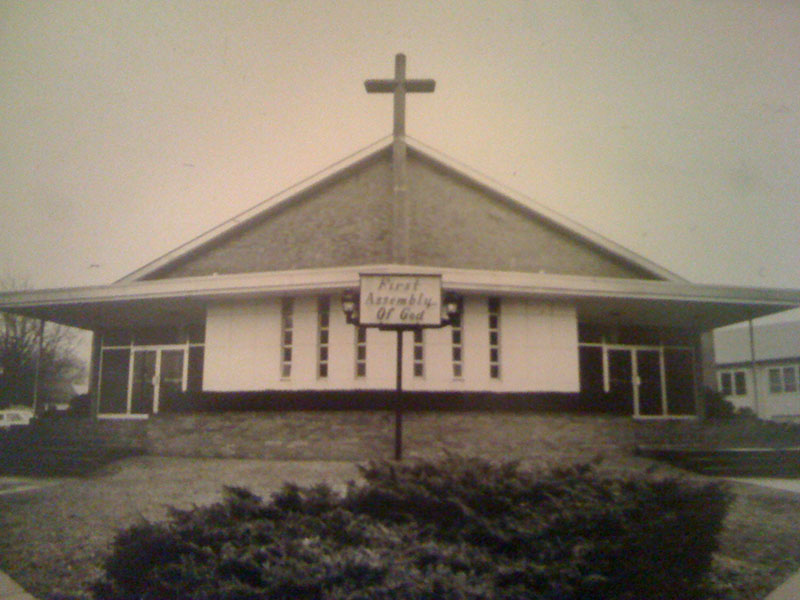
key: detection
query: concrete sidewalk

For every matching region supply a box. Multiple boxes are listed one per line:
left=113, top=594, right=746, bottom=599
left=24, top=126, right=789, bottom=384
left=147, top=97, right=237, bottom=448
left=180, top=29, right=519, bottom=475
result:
left=0, top=477, right=60, bottom=600
left=730, top=478, right=800, bottom=600
left=766, top=570, right=800, bottom=600
left=0, top=570, right=36, bottom=600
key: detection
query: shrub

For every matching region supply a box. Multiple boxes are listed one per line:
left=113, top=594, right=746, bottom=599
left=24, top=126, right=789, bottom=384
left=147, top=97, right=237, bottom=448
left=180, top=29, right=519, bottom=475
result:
left=704, top=387, right=737, bottom=419
left=67, top=393, right=91, bottom=416
left=90, top=457, right=731, bottom=600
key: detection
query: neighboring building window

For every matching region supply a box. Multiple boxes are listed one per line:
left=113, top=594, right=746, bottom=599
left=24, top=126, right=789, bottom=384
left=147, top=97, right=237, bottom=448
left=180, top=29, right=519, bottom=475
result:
left=317, top=297, right=330, bottom=378
left=280, top=298, right=293, bottom=378
left=355, top=326, right=367, bottom=378
left=770, top=365, right=799, bottom=394
left=734, top=371, right=747, bottom=395
left=451, top=308, right=463, bottom=378
left=488, top=297, right=500, bottom=379
left=784, top=366, right=797, bottom=393
left=720, top=370, right=747, bottom=396
left=413, top=329, right=424, bottom=377
left=720, top=372, right=733, bottom=396
left=768, top=368, right=782, bottom=393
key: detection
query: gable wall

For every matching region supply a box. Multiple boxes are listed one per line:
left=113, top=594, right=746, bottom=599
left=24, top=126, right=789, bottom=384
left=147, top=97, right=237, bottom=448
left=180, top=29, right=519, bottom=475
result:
left=151, top=157, right=395, bottom=278
left=407, top=155, right=657, bottom=279
left=147, top=148, right=660, bottom=280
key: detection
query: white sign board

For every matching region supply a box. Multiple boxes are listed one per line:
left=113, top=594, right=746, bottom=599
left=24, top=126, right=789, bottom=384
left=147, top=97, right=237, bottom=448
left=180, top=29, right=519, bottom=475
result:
left=359, top=274, right=442, bottom=327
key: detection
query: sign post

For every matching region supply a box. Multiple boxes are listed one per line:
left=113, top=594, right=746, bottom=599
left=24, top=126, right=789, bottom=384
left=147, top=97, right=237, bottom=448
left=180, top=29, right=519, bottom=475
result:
left=344, top=274, right=455, bottom=460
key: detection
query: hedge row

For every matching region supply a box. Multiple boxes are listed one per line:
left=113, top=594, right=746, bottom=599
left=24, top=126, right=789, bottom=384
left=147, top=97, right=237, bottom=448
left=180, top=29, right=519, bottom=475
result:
left=89, top=457, right=731, bottom=600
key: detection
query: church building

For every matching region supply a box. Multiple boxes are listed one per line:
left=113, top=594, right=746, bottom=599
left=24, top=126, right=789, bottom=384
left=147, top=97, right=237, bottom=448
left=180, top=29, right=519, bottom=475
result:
left=2, top=55, right=799, bottom=421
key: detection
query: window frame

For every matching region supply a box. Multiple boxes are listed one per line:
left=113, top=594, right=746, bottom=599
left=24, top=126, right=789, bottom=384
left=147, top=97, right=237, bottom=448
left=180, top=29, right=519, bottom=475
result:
left=488, top=297, right=501, bottom=380
left=280, top=297, right=293, bottom=379
left=413, top=329, right=424, bottom=378
left=450, top=304, right=464, bottom=379
left=355, top=326, right=367, bottom=378
left=317, top=296, right=330, bottom=379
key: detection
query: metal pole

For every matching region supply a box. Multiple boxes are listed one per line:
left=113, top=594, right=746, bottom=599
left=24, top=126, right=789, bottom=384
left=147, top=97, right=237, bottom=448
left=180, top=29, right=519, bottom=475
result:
left=748, top=318, right=760, bottom=417
left=395, top=329, right=403, bottom=460
left=32, top=319, right=44, bottom=415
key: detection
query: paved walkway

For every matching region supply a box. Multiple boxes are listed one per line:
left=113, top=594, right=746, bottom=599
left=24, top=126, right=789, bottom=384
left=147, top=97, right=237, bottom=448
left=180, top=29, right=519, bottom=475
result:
left=0, top=477, right=60, bottom=600
left=0, top=570, right=36, bottom=600
left=730, top=478, right=800, bottom=600
left=729, top=477, right=800, bottom=495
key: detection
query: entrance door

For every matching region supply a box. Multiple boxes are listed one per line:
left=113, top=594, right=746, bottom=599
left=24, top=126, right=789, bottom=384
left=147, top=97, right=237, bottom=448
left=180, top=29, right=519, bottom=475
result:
left=130, top=348, right=185, bottom=415
left=131, top=350, right=157, bottom=415
left=158, top=350, right=184, bottom=412
left=636, top=349, right=663, bottom=416
left=608, top=349, right=634, bottom=414
left=607, top=347, right=666, bottom=417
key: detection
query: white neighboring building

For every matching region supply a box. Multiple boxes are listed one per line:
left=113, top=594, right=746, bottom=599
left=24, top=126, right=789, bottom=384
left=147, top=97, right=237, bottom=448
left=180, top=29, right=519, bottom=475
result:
left=714, top=321, right=800, bottom=420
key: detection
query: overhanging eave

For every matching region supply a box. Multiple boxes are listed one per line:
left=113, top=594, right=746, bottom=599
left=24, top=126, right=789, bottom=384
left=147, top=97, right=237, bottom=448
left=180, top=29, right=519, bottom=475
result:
left=1, top=266, right=798, bottom=332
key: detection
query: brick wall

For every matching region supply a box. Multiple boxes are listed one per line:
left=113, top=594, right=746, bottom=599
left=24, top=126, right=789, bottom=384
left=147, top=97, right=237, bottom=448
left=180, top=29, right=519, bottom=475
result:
left=145, top=412, right=394, bottom=460
left=14, top=416, right=148, bottom=449
left=144, top=412, right=646, bottom=463
left=13, top=412, right=800, bottom=466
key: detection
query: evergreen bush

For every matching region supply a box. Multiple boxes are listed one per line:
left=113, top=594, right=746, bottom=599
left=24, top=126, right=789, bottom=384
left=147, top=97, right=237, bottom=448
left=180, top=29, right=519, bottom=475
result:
left=91, top=457, right=731, bottom=600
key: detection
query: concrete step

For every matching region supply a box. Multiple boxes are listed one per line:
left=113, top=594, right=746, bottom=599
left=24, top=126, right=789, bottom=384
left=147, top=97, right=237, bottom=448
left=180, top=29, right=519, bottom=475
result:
left=635, top=446, right=800, bottom=477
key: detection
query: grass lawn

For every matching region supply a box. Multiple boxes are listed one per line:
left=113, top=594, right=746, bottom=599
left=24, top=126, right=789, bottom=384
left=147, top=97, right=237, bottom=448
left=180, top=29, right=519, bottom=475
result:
left=0, top=456, right=799, bottom=600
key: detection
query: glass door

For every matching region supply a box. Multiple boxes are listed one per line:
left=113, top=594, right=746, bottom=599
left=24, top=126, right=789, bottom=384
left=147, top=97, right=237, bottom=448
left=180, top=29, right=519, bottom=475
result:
left=607, top=347, right=668, bottom=417
left=157, top=349, right=185, bottom=412
left=607, top=349, right=634, bottom=414
left=131, top=350, right=157, bottom=415
left=130, top=348, right=185, bottom=415
left=636, top=349, right=663, bottom=416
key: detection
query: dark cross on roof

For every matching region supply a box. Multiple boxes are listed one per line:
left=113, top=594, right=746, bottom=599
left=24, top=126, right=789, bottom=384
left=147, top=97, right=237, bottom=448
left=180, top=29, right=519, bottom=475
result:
left=365, top=54, right=435, bottom=262
left=365, top=53, right=435, bottom=137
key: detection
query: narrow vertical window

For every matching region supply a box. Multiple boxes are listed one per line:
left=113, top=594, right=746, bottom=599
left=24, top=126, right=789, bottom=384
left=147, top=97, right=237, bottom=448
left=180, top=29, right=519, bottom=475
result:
left=451, top=305, right=463, bottom=378
left=280, top=298, right=293, bottom=378
left=488, top=297, right=501, bottom=379
left=317, top=297, right=330, bottom=378
left=355, top=326, right=367, bottom=378
left=413, top=329, right=424, bottom=377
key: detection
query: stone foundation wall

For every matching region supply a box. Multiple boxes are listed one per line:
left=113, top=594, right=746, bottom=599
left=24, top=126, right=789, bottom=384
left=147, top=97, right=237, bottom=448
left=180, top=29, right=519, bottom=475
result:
left=144, top=412, right=644, bottom=463
left=145, top=412, right=394, bottom=461
left=14, top=416, right=148, bottom=449
left=16, top=412, right=800, bottom=465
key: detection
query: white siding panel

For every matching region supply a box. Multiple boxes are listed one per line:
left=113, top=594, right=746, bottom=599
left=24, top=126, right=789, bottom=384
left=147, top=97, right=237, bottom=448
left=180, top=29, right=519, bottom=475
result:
left=204, top=299, right=280, bottom=391
left=364, top=327, right=396, bottom=389
left=463, top=296, right=490, bottom=390
left=499, top=299, right=578, bottom=392
left=204, top=294, right=580, bottom=394
left=289, top=296, right=317, bottom=388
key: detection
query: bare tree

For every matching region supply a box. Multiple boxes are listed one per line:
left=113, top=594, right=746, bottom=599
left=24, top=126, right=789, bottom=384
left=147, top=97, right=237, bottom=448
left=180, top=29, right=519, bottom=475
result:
left=0, top=277, right=85, bottom=410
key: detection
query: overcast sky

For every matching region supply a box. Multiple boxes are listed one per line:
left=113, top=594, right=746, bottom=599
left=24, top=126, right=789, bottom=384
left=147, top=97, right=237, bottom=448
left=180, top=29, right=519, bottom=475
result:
left=1, top=1, right=799, bottom=313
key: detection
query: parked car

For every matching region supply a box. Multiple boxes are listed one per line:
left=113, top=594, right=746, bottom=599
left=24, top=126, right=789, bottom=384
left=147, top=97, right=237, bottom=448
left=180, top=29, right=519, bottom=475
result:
left=0, top=407, right=34, bottom=428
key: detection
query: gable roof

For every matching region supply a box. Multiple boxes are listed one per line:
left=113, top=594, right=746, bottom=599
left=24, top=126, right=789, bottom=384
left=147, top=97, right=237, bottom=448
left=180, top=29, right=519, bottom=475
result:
left=119, top=137, right=685, bottom=283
